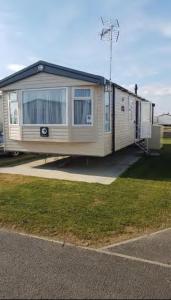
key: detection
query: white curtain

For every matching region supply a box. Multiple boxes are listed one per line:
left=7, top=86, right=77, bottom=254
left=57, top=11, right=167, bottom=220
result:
left=9, top=92, right=19, bottom=125
left=10, top=101, right=19, bottom=124
left=23, top=89, right=66, bottom=124
left=74, top=99, right=92, bottom=125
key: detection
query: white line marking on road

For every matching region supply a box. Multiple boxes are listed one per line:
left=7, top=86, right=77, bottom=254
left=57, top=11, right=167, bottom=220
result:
left=1, top=228, right=171, bottom=269
left=100, top=228, right=171, bottom=250
left=0, top=228, right=73, bottom=247
left=89, top=249, right=171, bottom=269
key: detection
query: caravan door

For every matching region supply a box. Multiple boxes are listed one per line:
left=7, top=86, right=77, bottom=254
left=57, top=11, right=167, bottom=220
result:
left=140, top=102, right=152, bottom=139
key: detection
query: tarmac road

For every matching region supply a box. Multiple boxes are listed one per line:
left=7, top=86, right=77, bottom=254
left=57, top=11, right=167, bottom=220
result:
left=0, top=229, right=170, bottom=299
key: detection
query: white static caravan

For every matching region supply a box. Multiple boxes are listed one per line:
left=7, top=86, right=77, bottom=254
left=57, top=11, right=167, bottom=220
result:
left=0, top=61, right=153, bottom=157
left=157, top=113, right=171, bottom=126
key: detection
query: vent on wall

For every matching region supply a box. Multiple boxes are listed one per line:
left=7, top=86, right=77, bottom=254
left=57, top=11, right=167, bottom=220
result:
left=40, top=127, right=49, bottom=137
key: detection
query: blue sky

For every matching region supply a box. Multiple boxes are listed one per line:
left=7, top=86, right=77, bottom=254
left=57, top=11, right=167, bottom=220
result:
left=0, top=0, right=171, bottom=114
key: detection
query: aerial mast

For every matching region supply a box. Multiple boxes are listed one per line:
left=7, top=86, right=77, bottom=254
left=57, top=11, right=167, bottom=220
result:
left=100, top=17, right=120, bottom=90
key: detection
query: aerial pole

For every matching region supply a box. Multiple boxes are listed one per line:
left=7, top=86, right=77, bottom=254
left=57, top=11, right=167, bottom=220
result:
left=100, top=17, right=120, bottom=95
left=109, top=20, right=113, bottom=83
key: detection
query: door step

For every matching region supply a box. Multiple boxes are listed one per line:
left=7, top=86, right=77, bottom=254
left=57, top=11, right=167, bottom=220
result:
left=135, top=139, right=150, bottom=155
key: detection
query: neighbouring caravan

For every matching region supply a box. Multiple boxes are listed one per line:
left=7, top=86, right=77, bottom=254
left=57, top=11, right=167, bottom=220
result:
left=0, top=61, right=153, bottom=157
left=157, top=113, right=171, bottom=126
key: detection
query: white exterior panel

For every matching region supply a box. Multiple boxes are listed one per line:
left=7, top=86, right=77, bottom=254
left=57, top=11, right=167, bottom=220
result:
left=115, top=88, right=136, bottom=151
left=140, top=102, right=152, bottom=139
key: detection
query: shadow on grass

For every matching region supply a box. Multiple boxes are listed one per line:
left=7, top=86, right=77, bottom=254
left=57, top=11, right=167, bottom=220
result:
left=121, top=143, right=171, bottom=182
left=0, top=153, right=46, bottom=168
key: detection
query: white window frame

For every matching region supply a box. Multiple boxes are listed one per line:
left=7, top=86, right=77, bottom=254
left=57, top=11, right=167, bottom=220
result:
left=21, top=87, right=68, bottom=126
left=104, top=91, right=112, bottom=133
left=72, top=87, right=93, bottom=127
left=8, top=91, right=19, bottom=126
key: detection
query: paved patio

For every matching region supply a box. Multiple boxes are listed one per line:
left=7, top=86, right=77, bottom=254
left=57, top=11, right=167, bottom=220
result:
left=0, top=148, right=140, bottom=184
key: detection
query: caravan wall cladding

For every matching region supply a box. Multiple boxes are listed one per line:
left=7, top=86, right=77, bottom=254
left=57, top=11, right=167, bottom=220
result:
left=114, top=88, right=137, bottom=151
left=2, top=72, right=149, bottom=157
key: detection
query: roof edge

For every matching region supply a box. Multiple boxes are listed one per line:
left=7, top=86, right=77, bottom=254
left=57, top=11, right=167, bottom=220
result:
left=112, top=83, right=151, bottom=103
left=0, top=61, right=105, bottom=88
left=0, top=60, right=153, bottom=103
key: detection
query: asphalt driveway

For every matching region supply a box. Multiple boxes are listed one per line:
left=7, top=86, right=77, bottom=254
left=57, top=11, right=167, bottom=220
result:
left=0, top=229, right=171, bottom=299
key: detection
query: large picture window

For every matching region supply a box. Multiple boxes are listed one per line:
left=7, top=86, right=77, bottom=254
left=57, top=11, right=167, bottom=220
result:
left=9, top=92, right=19, bottom=125
left=104, top=92, right=111, bottom=132
left=73, top=88, right=92, bottom=125
left=23, top=88, right=67, bottom=125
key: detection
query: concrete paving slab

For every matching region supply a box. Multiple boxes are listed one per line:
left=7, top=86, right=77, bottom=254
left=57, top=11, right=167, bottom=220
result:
left=0, top=147, right=140, bottom=184
left=0, top=229, right=171, bottom=299
left=106, top=228, right=171, bottom=265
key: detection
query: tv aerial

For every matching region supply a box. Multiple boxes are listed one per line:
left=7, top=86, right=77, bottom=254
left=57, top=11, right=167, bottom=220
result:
left=100, top=17, right=120, bottom=85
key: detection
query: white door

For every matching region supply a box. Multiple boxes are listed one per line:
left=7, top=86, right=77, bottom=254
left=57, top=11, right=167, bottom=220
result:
left=140, top=102, right=152, bottom=139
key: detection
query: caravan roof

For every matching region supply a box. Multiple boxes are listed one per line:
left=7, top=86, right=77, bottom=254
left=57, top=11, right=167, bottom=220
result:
left=0, top=60, right=150, bottom=103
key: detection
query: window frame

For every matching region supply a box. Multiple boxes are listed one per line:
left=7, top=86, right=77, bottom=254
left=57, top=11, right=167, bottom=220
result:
left=8, top=91, right=19, bottom=126
left=21, top=87, right=68, bottom=126
left=104, top=91, right=112, bottom=133
left=128, top=96, right=135, bottom=122
left=72, top=87, right=94, bottom=127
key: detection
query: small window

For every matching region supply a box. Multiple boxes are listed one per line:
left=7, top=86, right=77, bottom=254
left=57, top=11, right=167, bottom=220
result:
left=121, top=105, right=125, bottom=112
left=104, top=92, right=111, bottom=132
left=9, top=92, right=19, bottom=124
left=73, top=88, right=92, bottom=125
left=74, top=89, right=91, bottom=98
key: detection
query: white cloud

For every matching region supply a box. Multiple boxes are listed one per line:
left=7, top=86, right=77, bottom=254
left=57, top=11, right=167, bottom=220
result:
left=123, top=65, right=158, bottom=79
left=126, top=83, right=171, bottom=99
left=15, top=31, right=23, bottom=37
left=153, top=45, right=171, bottom=54
left=140, top=85, right=171, bottom=115
left=159, top=23, right=171, bottom=38
left=7, top=64, right=26, bottom=72
left=124, top=83, right=171, bottom=114
left=140, top=85, right=171, bottom=97
left=27, top=56, right=39, bottom=63
left=145, top=20, right=171, bottom=39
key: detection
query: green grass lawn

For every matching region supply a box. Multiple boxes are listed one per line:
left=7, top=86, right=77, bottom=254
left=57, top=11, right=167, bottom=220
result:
left=161, top=138, right=171, bottom=144
left=0, top=141, right=170, bottom=247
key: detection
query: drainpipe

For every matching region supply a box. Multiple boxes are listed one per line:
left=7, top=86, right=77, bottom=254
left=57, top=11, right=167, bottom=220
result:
left=112, top=84, right=115, bottom=152
left=135, top=84, right=138, bottom=95
left=152, top=103, right=155, bottom=124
